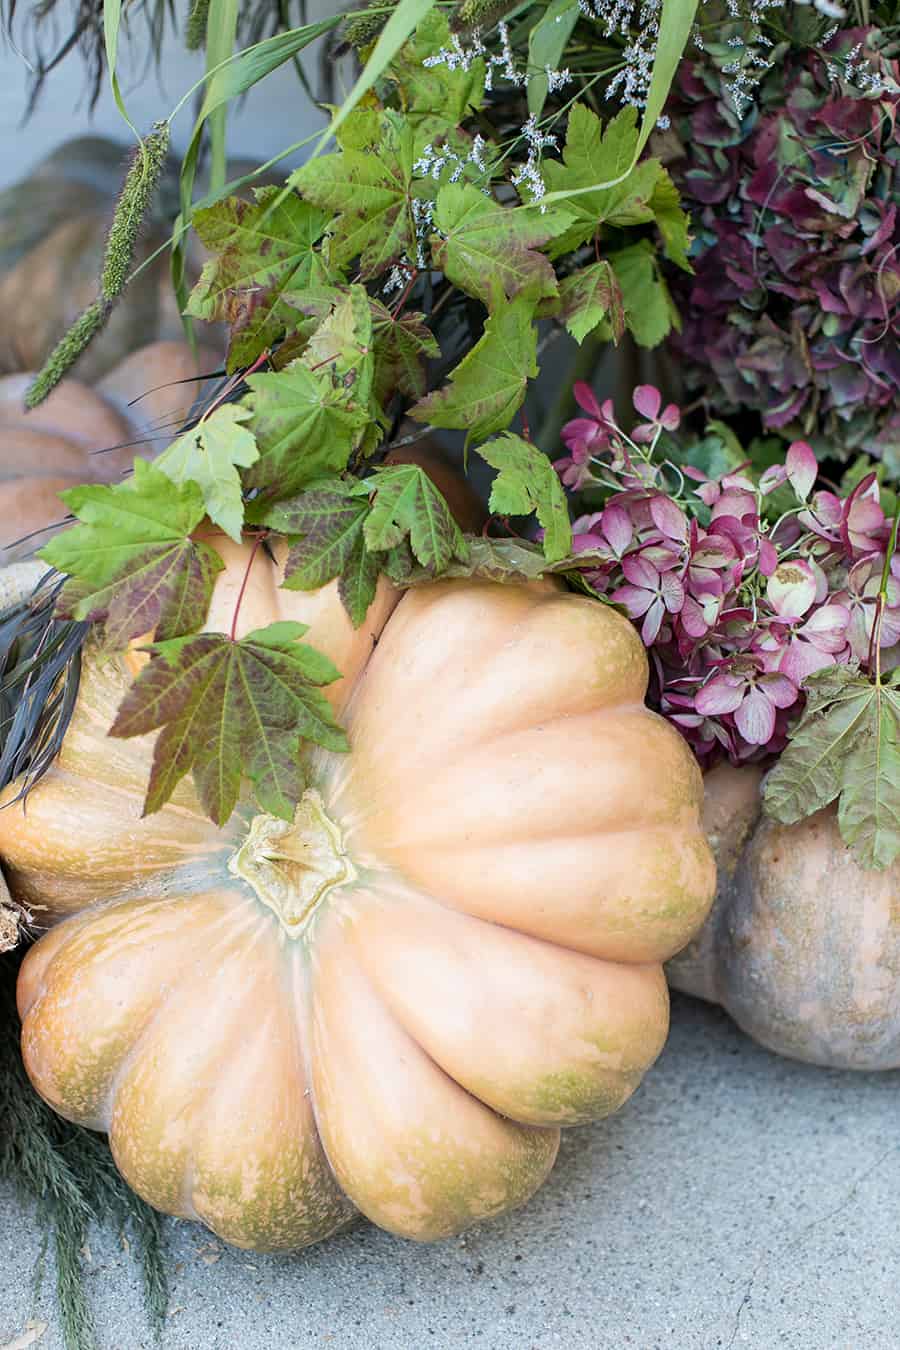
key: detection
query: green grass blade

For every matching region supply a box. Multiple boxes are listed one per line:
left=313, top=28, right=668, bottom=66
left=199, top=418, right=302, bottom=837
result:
left=634, top=0, right=698, bottom=158
left=205, top=0, right=241, bottom=196
left=171, top=15, right=341, bottom=335
left=527, top=0, right=579, bottom=118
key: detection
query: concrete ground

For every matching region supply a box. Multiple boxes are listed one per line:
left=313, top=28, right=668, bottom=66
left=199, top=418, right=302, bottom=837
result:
left=1, top=993, right=897, bottom=1350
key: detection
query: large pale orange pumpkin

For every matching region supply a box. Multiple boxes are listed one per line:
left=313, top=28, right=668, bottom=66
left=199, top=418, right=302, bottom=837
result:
left=668, top=763, right=900, bottom=1070
left=0, top=539, right=715, bottom=1249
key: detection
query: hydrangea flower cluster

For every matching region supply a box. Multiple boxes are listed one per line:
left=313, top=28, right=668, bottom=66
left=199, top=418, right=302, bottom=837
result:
left=557, top=382, right=900, bottom=766
left=662, top=29, right=900, bottom=471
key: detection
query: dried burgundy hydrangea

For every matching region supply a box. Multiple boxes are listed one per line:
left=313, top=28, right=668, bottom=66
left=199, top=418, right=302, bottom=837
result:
left=558, top=383, right=900, bottom=767
left=661, top=29, right=900, bottom=472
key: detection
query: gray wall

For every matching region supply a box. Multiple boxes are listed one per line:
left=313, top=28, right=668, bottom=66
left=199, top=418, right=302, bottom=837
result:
left=0, top=20, right=334, bottom=189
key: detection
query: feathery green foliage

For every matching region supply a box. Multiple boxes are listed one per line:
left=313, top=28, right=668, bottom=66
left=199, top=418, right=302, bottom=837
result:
left=0, top=953, right=168, bottom=1350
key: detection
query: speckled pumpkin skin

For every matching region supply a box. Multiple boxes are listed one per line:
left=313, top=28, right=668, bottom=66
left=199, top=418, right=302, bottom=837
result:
left=667, top=763, right=900, bottom=1070
left=1, top=543, right=714, bottom=1250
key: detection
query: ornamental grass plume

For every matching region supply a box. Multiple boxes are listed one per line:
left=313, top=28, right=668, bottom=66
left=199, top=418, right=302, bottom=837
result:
left=661, top=29, right=900, bottom=471
left=557, top=382, right=900, bottom=767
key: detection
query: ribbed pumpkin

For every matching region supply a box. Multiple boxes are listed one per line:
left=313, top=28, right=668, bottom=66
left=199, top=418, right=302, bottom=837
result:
left=0, top=138, right=194, bottom=381
left=668, top=763, right=900, bottom=1070
left=0, top=538, right=715, bottom=1249
left=0, top=341, right=217, bottom=563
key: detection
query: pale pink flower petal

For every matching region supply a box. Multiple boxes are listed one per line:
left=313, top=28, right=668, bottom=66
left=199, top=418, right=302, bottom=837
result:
left=641, top=598, right=665, bottom=646
left=735, top=686, right=776, bottom=745
left=660, top=571, right=686, bottom=613
left=767, top=561, right=818, bottom=618
left=622, top=553, right=659, bottom=589
left=758, top=538, right=778, bottom=576
left=573, top=381, right=605, bottom=419
left=785, top=441, right=818, bottom=501
left=632, top=384, right=662, bottom=421
left=780, top=640, right=836, bottom=684
left=610, top=584, right=654, bottom=617
left=650, top=494, right=688, bottom=541
left=696, top=674, right=744, bottom=717
left=758, top=673, right=798, bottom=709
left=601, top=503, right=633, bottom=556
left=759, top=464, right=787, bottom=495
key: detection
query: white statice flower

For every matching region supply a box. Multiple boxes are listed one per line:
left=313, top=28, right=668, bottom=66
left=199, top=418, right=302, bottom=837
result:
left=411, top=197, right=435, bottom=269
left=545, top=65, right=572, bottom=94
left=468, top=134, right=489, bottom=173
left=512, top=115, right=559, bottom=210
left=423, top=30, right=486, bottom=74
left=413, top=135, right=493, bottom=190
left=382, top=264, right=410, bottom=296
left=493, top=22, right=526, bottom=87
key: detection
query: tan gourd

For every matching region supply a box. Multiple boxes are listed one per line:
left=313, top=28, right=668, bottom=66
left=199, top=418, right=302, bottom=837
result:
left=0, top=539, right=714, bottom=1250
left=0, top=137, right=211, bottom=382
left=668, top=763, right=900, bottom=1069
left=0, top=341, right=218, bottom=562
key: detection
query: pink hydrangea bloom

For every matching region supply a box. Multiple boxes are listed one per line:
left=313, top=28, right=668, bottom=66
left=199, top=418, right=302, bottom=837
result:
left=557, top=383, right=900, bottom=768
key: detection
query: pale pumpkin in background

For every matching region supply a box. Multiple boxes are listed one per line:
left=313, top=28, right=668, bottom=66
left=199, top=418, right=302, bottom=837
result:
left=0, top=538, right=715, bottom=1250
left=0, top=139, right=195, bottom=381
left=0, top=341, right=220, bottom=563
left=668, top=763, right=900, bottom=1070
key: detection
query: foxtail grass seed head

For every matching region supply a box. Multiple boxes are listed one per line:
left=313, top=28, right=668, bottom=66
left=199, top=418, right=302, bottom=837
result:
left=452, top=0, right=519, bottom=30
left=100, top=121, right=170, bottom=302
left=25, top=301, right=111, bottom=409
left=185, top=0, right=211, bottom=51
left=340, top=0, right=396, bottom=52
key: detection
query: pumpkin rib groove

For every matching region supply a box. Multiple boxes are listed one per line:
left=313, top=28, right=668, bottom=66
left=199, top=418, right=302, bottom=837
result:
left=307, top=929, right=561, bottom=1240
left=352, top=888, right=671, bottom=1126
left=106, top=900, right=276, bottom=1219
left=20, top=892, right=245, bottom=1130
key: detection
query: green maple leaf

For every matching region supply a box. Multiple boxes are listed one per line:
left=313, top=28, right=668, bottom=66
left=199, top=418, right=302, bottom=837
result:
left=410, top=297, right=538, bottom=445
left=542, top=105, right=664, bottom=259
left=109, top=623, right=348, bottom=824
left=649, top=169, right=692, bottom=270
left=290, top=113, right=424, bottom=278
left=763, top=667, right=900, bottom=870
left=351, top=463, right=469, bottom=573
left=477, top=434, right=572, bottom=563
left=301, top=284, right=375, bottom=408
left=242, top=362, right=369, bottom=515
left=389, top=13, right=486, bottom=129
left=264, top=481, right=379, bottom=629
left=155, top=404, right=258, bottom=544
left=383, top=536, right=552, bottom=587
left=39, top=459, right=223, bottom=646
left=431, top=184, right=564, bottom=310
left=185, top=188, right=333, bottom=371
left=557, top=260, right=625, bottom=344
left=608, top=240, right=679, bottom=348
left=370, top=301, right=440, bottom=403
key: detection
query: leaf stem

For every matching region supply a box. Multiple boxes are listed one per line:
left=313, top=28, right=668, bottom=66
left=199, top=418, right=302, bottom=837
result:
left=869, top=502, right=900, bottom=684
left=391, top=268, right=420, bottom=318
left=202, top=347, right=271, bottom=423
left=231, top=532, right=267, bottom=641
